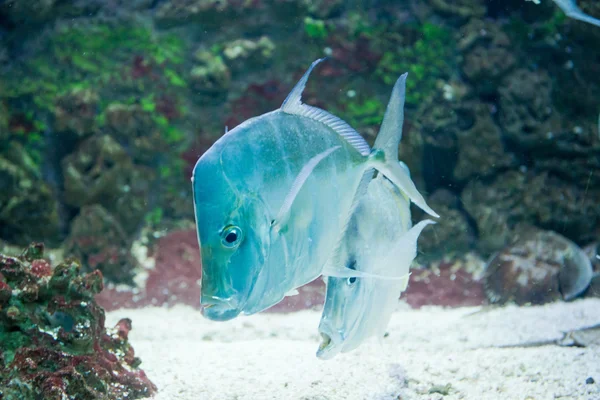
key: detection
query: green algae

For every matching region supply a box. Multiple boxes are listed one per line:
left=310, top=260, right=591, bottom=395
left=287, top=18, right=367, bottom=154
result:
left=304, top=17, right=328, bottom=40
left=375, top=23, right=455, bottom=105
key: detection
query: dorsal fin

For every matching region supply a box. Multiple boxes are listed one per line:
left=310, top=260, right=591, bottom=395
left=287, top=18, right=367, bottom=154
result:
left=280, top=58, right=371, bottom=156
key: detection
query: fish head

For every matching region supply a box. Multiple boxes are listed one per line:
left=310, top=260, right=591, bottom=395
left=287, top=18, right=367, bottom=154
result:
left=317, top=271, right=369, bottom=359
left=193, top=151, right=271, bottom=322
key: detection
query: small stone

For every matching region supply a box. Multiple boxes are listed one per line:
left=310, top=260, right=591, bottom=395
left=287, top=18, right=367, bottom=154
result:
left=586, top=377, right=595, bottom=384
left=428, top=383, right=452, bottom=395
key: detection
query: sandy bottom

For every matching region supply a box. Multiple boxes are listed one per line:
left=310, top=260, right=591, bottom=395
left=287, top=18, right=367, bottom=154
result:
left=107, top=299, right=600, bottom=400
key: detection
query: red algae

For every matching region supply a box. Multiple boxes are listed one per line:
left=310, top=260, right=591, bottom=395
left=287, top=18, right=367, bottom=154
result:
left=404, top=263, right=485, bottom=309
left=97, top=230, right=485, bottom=312
left=0, top=243, right=156, bottom=399
left=96, top=229, right=202, bottom=311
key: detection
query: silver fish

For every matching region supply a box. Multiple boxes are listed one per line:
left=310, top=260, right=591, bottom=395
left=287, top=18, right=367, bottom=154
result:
left=552, top=0, right=600, bottom=27
left=317, top=168, right=434, bottom=359
left=192, top=58, right=438, bottom=321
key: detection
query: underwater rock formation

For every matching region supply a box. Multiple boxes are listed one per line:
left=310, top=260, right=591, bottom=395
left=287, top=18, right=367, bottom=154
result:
left=484, top=228, right=593, bottom=305
left=0, top=156, right=60, bottom=246
left=453, top=102, right=515, bottom=181
left=459, top=20, right=516, bottom=95
left=223, top=36, right=275, bottom=73
left=462, top=170, right=600, bottom=254
left=0, top=243, right=156, bottom=399
left=104, top=103, right=169, bottom=166
left=190, top=50, right=232, bottom=102
left=417, top=190, right=474, bottom=261
left=64, top=205, right=137, bottom=284
left=53, top=88, right=99, bottom=139
left=498, top=68, right=553, bottom=148
left=62, top=134, right=131, bottom=207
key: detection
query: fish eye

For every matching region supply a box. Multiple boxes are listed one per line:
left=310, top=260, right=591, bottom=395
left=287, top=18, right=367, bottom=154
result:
left=346, top=276, right=357, bottom=286
left=221, top=225, right=243, bottom=248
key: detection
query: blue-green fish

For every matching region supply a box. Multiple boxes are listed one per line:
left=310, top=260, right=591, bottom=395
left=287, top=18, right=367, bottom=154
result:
left=551, top=0, right=600, bottom=27
left=192, top=59, right=438, bottom=321
left=317, top=171, right=434, bottom=360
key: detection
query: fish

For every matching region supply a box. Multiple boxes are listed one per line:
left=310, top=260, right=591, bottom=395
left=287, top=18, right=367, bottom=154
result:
left=192, top=58, right=438, bottom=321
left=551, top=0, right=600, bottom=27
left=317, top=171, right=434, bottom=359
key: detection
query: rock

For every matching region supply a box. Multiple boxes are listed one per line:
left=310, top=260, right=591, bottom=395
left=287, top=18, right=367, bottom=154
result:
left=0, top=156, right=60, bottom=246
left=61, top=134, right=130, bottom=207
left=306, top=0, right=344, bottom=19
left=0, top=0, right=58, bottom=24
left=104, top=103, right=168, bottom=165
left=64, top=205, right=137, bottom=284
left=498, top=68, right=554, bottom=147
left=222, top=36, right=275, bottom=73
left=0, top=102, right=8, bottom=143
left=484, top=228, right=593, bottom=305
left=0, top=243, right=156, bottom=399
left=428, top=0, right=486, bottom=21
left=190, top=50, right=231, bottom=102
left=453, top=102, right=515, bottom=180
left=53, top=88, right=99, bottom=139
left=416, top=189, right=474, bottom=261
left=459, top=20, right=516, bottom=95
left=462, top=170, right=600, bottom=254
left=155, top=0, right=250, bottom=26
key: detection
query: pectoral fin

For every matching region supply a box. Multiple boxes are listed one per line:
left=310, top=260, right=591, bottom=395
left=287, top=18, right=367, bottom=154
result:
left=271, top=146, right=341, bottom=234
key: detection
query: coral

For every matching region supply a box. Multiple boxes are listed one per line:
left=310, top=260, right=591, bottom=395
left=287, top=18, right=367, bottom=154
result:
left=462, top=170, right=600, bottom=254
left=484, top=228, right=593, bottom=305
left=0, top=243, right=156, bottom=399
left=64, top=205, right=137, bottom=284
left=459, top=19, right=516, bottom=95
left=0, top=156, right=60, bottom=246
left=222, top=36, right=275, bottom=72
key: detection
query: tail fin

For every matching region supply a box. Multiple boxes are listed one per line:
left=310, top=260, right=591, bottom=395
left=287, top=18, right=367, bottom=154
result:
left=369, top=74, right=439, bottom=218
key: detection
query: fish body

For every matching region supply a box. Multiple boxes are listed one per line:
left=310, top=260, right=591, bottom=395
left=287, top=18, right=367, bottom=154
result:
left=549, top=0, right=600, bottom=27
left=317, top=74, right=435, bottom=360
left=317, top=174, right=434, bottom=359
left=193, top=59, right=437, bottom=321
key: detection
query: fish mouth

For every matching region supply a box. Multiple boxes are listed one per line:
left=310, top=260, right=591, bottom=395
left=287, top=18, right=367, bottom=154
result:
left=316, top=329, right=343, bottom=360
left=201, top=296, right=241, bottom=321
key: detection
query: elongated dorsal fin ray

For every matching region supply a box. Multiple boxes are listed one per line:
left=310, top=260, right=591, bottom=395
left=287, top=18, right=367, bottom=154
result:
left=281, top=58, right=371, bottom=156
left=272, top=146, right=341, bottom=234
left=384, top=220, right=436, bottom=268
left=370, top=157, right=440, bottom=218
left=375, top=73, right=407, bottom=162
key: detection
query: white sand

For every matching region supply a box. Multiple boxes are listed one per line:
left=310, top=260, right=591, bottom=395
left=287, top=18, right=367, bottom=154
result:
left=107, top=299, right=600, bottom=400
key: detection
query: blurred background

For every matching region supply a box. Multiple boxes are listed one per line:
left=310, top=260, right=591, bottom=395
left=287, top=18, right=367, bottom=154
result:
left=0, top=0, right=598, bottom=310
